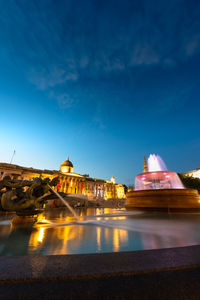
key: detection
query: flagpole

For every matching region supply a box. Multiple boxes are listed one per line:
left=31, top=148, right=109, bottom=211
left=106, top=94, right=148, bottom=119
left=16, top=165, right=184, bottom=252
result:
left=10, top=150, right=16, bottom=164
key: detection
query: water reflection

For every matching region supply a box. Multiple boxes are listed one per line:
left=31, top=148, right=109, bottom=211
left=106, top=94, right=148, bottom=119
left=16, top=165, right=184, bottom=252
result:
left=97, top=226, right=101, bottom=251
left=1, top=209, right=200, bottom=256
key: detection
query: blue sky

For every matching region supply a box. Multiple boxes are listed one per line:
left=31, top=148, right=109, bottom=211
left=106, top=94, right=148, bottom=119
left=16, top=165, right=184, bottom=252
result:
left=0, top=0, right=200, bottom=185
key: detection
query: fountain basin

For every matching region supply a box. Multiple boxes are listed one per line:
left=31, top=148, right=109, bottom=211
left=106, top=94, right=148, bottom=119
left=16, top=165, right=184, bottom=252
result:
left=135, top=171, right=184, bottom=190
left=125, top=188, right=200, bottom=212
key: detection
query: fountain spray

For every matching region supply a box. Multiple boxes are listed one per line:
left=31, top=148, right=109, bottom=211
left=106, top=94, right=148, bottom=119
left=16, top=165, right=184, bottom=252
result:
left=47, top=184, right=79, bottom=220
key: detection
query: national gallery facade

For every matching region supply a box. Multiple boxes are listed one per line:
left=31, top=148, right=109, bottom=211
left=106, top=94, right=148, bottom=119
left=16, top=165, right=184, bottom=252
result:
left=0, top=157, right=125, bottom=201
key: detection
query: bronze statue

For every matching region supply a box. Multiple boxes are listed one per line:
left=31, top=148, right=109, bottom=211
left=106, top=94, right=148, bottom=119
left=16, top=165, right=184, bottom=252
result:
left=0, top=176, right=59, bottom=213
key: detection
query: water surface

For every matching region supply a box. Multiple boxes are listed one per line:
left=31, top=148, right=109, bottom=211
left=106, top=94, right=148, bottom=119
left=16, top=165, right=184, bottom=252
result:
left=0, top=208, right=200, bottom=256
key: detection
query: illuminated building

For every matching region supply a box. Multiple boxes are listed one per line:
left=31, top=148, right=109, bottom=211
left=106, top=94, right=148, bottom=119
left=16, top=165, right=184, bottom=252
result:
left=183, top=169, right=200, bottom=179
left=0, top=157, right=125, bottom=201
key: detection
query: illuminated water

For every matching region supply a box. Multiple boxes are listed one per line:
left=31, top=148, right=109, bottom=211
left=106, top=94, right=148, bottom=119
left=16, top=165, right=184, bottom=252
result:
left=1, top=208, right=200, bottom=256
left=148, top=154, right=168, bottom=172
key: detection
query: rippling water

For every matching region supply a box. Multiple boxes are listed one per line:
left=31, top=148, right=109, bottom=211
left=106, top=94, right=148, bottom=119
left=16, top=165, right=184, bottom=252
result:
left=0, top=208, right=200, bottom=256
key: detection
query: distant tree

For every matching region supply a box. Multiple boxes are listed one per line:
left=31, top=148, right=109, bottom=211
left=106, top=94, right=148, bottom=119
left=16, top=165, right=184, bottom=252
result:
left=178, top=173, right=200, bottom=193
left=123, top=184, right=128, bottom=194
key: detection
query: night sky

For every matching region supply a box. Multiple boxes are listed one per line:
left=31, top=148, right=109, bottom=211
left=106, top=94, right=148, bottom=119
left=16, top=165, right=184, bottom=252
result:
left=0, top=0, right=200, bottom=185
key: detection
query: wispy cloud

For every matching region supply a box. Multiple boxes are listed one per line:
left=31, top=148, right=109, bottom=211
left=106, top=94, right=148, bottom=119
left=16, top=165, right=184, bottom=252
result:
left=28, top=64, right=78, bottom=91
left=185, top=34, right=200, bottom=56
left=0, top=0, right=200, bottom=114
left=56, top=93, right=75, bottom=109
left=131, top=44, right=160, bottom=66
left=48, top=90, right=77, bottom=109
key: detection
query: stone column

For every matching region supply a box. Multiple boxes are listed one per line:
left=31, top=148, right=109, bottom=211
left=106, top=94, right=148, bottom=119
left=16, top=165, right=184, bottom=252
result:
left=63, top=178, right=67, bottom=193
left=74, top=178, right=77, bottom=194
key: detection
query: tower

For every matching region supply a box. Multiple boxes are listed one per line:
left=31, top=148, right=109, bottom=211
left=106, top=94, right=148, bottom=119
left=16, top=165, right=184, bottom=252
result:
left=143, top=155, right=148, bottom=173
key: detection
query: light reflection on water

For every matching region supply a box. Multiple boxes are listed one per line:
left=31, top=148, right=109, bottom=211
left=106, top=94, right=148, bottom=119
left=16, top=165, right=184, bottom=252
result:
left=0, top=208, right=200, bottom=256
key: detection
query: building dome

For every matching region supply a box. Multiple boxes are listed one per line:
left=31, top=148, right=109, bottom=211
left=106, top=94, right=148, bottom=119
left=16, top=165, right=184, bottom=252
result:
left=61, top=156, right=73, bottom=168
left=60, top=156, right=74, bottom=173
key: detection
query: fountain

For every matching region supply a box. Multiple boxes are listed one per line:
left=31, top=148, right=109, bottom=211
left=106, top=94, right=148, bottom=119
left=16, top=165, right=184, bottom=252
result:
left=125, top=154, right=200, bottom=212
left=0, top=176, right=80, bottom=224
left=47, top=184, right=79, bottom=220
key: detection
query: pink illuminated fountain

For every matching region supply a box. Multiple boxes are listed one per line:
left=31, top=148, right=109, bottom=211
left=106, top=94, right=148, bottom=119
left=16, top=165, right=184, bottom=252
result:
left=135, top=154, right=184, bottom=191
left=125, top=154, right=200, bottom=212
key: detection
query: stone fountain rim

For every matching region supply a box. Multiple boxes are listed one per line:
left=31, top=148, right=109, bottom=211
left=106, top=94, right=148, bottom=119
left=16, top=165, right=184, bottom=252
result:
left=0, top=245, right=200, bottom=283
left=128, top=188, right=199, bottom=193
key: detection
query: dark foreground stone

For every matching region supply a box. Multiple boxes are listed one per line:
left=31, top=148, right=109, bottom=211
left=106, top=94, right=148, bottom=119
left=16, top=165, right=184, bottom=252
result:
left=0, top=245, right=200, bottom=299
